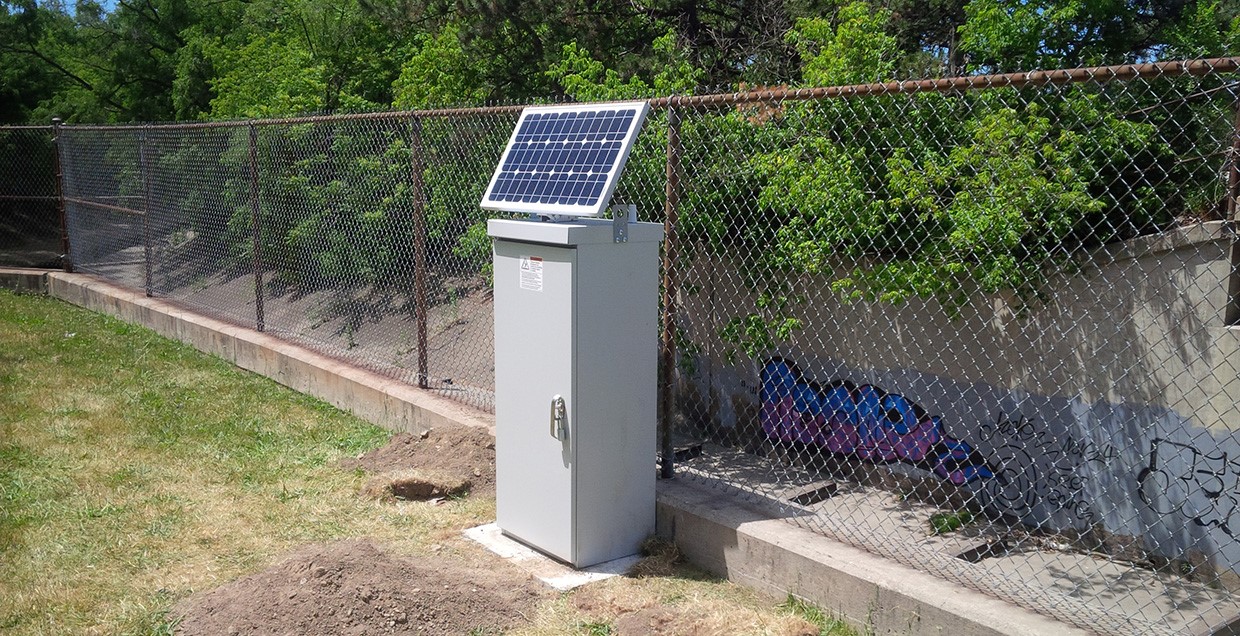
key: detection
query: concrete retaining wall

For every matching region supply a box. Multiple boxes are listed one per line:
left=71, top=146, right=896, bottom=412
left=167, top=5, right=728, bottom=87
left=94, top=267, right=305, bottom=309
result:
left=676, top=221, right=1240, bottom=576
left=0, top=268, right=47, bottom=294
left=41, top=272, right=493, bottom=435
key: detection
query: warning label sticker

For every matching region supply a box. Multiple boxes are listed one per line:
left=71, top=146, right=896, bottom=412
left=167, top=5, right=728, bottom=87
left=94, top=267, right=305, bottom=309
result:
left=519, top=256, right=543, bottom=291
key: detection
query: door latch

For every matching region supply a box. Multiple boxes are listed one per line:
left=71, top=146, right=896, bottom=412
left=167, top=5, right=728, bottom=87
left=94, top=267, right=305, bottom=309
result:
left=550, top=395, right=567, bottom=441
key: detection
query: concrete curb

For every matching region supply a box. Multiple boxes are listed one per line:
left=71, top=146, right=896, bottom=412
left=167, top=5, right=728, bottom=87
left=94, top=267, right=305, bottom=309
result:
left=42, top=272, right=493, bottom=435
left=657, top=478, right=1086, bottom=636
left=0, top=267, right=50, bottom=294
left=25, top=270, right=1081, bottom=636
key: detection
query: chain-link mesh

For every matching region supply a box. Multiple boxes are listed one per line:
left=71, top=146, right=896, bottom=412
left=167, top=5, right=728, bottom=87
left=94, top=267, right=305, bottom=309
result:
left=656, top=61, right=1240, bottom=636
left=47, top=58, right=1240, bottom=635
left=0, top=125, right=60, bottom=268
left=58, top=110, right=518, bottom=411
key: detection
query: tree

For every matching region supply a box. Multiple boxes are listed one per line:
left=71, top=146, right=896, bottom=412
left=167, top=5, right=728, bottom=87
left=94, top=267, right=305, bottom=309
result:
left=956, top=0, right=1236, bottom=72
left=0, top=1, right=114, bottom=122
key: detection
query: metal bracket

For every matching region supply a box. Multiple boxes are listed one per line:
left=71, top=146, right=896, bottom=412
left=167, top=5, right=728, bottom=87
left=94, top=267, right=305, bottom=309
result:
left=611, top=204, right=636, bottom=243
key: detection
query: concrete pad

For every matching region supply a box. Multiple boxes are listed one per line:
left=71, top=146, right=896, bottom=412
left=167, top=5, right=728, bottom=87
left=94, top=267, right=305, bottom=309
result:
left=464, top=523, right=642, bottom=591
left=985, top=549, right=1240, bottom=635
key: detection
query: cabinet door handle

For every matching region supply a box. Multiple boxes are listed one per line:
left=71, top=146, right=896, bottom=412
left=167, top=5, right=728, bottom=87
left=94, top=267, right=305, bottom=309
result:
left=550, top=395, right=567, bottom=440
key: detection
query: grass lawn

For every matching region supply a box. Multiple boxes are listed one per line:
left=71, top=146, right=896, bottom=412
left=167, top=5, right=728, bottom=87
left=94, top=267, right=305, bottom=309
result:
left=0, top=289, right=855, bottom=635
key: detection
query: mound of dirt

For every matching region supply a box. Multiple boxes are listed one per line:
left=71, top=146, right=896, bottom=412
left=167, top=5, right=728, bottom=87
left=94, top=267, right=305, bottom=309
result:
left=173, top=539, right=543, bottom=635
left=359, top=469, right=472, bottom=502
left=342, top=426, right=496, bottom=496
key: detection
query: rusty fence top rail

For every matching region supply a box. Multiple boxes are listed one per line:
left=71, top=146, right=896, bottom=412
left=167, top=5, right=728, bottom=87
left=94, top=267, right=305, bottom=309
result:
left=4, top=57, right=1237, bottom=133
left=650, top=57, right=1240, bottom=107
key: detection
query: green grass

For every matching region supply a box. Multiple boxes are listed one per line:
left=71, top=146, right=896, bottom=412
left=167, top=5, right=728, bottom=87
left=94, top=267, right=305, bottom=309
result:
left=0, top=289, right=863, bottom=636
left=779, top=595, right=856, bottom=635
left=0, top=290, right=490, bottom=634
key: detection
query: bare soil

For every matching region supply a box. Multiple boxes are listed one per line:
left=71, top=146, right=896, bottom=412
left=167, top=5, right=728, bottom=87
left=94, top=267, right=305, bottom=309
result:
left=571, top=585, right=819, bottom=636
left=173, top=539, right=545, bottom=635
left=340, top=426, right=496, bottom=497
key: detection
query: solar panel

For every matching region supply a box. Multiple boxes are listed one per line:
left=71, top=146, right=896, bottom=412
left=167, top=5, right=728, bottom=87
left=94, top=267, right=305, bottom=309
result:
left=481, top=101, right=651, bottom=217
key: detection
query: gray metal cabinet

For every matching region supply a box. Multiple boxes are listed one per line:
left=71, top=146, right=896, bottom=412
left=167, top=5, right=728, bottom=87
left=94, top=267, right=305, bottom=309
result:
left=489, top=218, right=663, bottom=568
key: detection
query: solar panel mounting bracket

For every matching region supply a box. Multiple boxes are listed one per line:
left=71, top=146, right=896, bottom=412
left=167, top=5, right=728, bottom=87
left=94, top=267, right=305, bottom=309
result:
left=611, top=204, right=636, bottom=243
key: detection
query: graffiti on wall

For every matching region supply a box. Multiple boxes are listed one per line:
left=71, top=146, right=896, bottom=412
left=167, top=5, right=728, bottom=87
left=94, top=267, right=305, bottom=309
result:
left=1138, top=438, right=1240, bottom=538
left=758, top=358, right=1240, bottom=542
left=760, top=358, right=995, bottom=485
left=978, top=412, right=1115, bottom=524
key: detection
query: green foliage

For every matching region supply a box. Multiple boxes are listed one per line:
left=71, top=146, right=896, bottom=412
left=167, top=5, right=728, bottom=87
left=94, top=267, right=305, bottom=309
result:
left=392, top=23, right=488, bottom=109
left=959, top=0, right=1140, bottom=70
left=453, top=221, right=494, bottom=280
left=547, top=30, right=704, bottom=102
left=739, top=84, right=1174, bottom=317
left=4, top=0, right=1239, bottom=125
left=930, top=509, right=975, bottom=534
left=576, top=621, right=613, bottom=636
left=721, top=312, right=804, bottom=365
left=756, top=138, right=889, bottom=265
left=208, top=32, right=329, bottom=119
left=536, top=4, right=1219, bottom=367
left=5, top=0, right=1237, bottom=371
left=789, top=3, right=900, bottom=86
left=955, top=0, right=1240, bottom=71
left=258, top=125, right=423, bottom=290
left=1165, top=0, right=1240, bottom=58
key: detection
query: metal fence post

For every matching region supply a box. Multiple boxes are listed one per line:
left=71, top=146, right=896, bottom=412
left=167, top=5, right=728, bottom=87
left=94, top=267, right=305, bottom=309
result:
left=138, top=125, right=153, bottom=296
left=1225, top=96, right=1240, bottom=326
left=410, top=116, right=430, bottom=389
left=248, top=123, right=265, bottom=332
left=660, top=105, right=682, bottom=479
left=51, top=117, right=72, bottom=273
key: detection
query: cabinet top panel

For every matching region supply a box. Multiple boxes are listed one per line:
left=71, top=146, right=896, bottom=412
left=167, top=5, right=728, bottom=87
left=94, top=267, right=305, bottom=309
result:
left=488, top=218, right=664, bottom=246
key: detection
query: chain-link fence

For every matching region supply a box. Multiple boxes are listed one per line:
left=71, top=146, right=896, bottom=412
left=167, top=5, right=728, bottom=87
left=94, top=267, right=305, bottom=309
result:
left=58, top=109, right=518, bottom=410
left=0, top=125, right=61, bottom=268
left=656, top=60, right=1240, bottom=636
left=45, top=57, right=1240, bottom=634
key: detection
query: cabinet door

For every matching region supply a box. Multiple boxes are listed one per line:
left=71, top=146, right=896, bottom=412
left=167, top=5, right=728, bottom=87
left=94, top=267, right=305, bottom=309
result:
left=493, top=240, right=577, bottom=563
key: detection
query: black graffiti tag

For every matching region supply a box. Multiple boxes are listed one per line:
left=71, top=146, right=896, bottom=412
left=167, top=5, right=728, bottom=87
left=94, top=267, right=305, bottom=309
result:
left=1137, top=438, right=1240, bottom=538
left=978, top=412, right=1116, bottom=525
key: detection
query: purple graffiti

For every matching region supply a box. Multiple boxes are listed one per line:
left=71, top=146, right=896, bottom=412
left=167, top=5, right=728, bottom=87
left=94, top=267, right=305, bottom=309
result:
left=760, top=358, right=994, bottom=485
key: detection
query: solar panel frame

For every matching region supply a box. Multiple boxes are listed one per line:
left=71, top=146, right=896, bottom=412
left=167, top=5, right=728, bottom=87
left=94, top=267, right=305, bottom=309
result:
left=480, top=101, right=651, bottom=217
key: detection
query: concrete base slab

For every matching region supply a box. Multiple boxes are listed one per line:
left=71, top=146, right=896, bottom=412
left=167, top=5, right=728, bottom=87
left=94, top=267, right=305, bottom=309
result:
left=464, top=523, right=642, bottom=591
